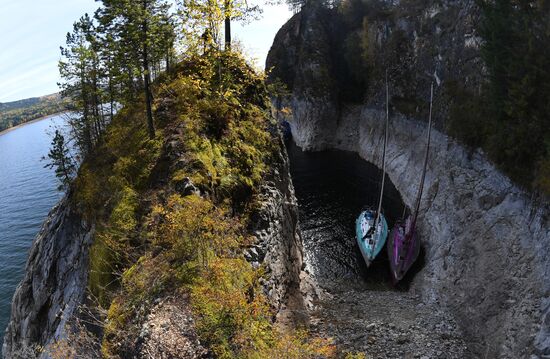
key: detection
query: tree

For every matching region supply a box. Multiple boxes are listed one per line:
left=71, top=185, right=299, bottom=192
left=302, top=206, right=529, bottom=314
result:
left=59, top=14, right=105, bottom=155
left=225, top=0, right=232, bottom=48
left=96, top=0, right=175, bottom=139
left=44, top=130, right=76, bottom=190
left=478, top=0, right=550, bottom=191
left=181, top=0, right=260, bottom=51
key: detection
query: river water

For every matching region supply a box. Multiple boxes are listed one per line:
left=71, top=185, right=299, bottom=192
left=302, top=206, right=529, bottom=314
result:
left=286, top=140, right=409, bottom=288
left=0, top=115, right=66, bottom=348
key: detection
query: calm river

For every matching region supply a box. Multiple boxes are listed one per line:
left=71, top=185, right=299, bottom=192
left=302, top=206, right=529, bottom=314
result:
left=0, top=115, right=66, bottom=349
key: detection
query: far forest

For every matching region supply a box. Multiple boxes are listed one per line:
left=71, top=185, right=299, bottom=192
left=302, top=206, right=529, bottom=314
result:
left=0, top=94, right=68, bottom=133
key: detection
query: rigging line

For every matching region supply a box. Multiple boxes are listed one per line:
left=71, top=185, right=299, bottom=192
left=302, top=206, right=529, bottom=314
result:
left=412, top=82, right=434, bottom=227
left=375, top=69, right=389, bottom=229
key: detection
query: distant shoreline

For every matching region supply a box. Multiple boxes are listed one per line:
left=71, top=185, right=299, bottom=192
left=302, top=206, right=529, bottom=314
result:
left=0, top=112, right=66, bottom=137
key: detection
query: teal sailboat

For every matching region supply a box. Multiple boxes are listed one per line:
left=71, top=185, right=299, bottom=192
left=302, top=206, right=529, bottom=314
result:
left=355, top=75, right=390, bottom=267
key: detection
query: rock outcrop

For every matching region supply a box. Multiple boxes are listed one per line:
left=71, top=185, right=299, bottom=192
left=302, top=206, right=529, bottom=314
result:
left=161, top=120, right=307, bottom=329
left=247, top=133, right=309, bottom=327
left=2, top=196, right=93, bottom=358
left=268, top=3, right=550, bottom=358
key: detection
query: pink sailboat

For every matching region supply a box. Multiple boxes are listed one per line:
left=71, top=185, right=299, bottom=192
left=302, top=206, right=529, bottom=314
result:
left=388, top=83, right=434, bottom=283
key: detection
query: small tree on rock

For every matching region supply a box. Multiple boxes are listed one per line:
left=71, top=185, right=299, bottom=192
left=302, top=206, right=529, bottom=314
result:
left=44, top=130, right=76, bottom=190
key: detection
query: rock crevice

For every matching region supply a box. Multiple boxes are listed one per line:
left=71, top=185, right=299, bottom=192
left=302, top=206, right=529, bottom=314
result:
left=248, top=133, right=309, bottom=327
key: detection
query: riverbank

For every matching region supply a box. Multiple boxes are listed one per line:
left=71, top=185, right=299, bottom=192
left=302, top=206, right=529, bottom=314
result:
left=0, top=112, right=66, bottom=137
left=309, top=282, right=470, bottom=358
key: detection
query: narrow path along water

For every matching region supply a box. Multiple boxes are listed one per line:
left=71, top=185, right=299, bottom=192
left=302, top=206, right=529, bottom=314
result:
left=0, top=115, right=66, bottom=349
left=286, top=140, right=471, bottom=358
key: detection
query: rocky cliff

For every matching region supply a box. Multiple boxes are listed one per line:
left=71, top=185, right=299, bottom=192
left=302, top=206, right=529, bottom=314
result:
left=268, top=2, right=550, bottom=358
left=2, top=124, right=305, bottom=359
left=248, top=133, right=308, bottom=327
left=2, top=196, right=93, bottom=358
left=160, top=120, right=307, bottom=328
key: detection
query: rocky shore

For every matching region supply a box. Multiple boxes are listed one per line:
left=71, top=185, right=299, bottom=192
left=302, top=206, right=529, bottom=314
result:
left=2, top=125, right=307, bottom=359
left=310, top=281, right=469, bottom=358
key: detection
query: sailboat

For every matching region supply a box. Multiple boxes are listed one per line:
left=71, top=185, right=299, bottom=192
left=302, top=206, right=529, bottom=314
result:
left=388, top=83, right=434, bottom=283
left=355, top=75, right=390, bottom=267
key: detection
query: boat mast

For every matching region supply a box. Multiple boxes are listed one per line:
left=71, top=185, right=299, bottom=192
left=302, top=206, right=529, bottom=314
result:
left=412, top=82, right=434, bottom=227
left=375, top=71, right=389, bottom=228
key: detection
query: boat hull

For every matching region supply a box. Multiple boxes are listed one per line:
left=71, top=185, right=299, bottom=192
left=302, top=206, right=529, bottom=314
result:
left=356, top=210, right=388, bottom=267
left=388, top=217, right=420, bottom=282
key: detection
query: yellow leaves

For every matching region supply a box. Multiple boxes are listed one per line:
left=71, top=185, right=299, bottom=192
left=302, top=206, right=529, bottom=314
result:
left=102, top=298, right=129, bottom=357
left=112, top=156, right=137, bottom=185
left=74, top=164, right=102, bottom=219
left=191, top=256, right=272, bottom=358
left=162, top=75, right=205, bottom=114
left=122, top=255, right=170, bottom=301
left=252, top=332, right=337, bottom=359
left=106, top=299, right=127, bottom=334
left=280, top=106, right=292, bottom=116
left=191, top=255, right=336, bottom=359
left=222, top=111, right=273, bottom=189
left=89, top=230, right=118, bottom=307
left=171, top=169, right=188, bottom=183
left=195, top=138, right=229, bottom=181
left=154, top=194, right=241, bottom=268
left=181, top=0, right=254, bottom=48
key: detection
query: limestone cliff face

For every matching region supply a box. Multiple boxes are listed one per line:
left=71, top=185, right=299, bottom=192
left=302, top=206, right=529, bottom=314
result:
left=268, top=3, right=550, bottom=358
left=2, top=196, right=93, bottom=358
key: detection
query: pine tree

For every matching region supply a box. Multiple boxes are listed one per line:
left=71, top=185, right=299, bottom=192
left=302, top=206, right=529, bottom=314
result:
left=44, top=130, right=76, bottom=190
left=59, top=14, right=104, bottom=155
left=96, top=0, right=175, bottom=139
left=479, top=0, right=550, bottom=190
